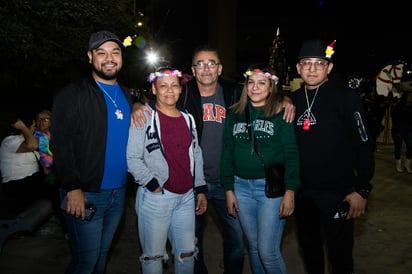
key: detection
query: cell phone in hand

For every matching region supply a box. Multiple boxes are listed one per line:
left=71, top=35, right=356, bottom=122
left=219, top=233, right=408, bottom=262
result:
left=84, top=203, right=97, bottom=221
left=333, top=201, right=350, bottom=220
left=60, top=197, right=96, bottom=221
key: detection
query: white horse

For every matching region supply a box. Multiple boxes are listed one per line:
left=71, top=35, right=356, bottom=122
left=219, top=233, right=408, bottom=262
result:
left=376, top=62, right=405, bottom=98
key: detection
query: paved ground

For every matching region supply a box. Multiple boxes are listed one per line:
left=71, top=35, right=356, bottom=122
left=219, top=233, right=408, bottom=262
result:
left=0, top=144, right=411, bottom=274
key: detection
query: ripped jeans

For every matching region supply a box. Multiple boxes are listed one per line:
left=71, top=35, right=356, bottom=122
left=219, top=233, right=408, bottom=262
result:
left=136, top=187, right=197, bottom=274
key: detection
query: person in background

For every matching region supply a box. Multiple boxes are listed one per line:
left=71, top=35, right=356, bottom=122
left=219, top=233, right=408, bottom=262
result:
left=132, top=44, right=296, bottom=274
left=290, top=38, right=375, bottom=274
left=391, top=91, right=412, bottom=173
left=50, top=30, right=133, bottom=274
left=34, top=109, right=54, bottom=182
left=34, top=109, right=68, bottom=235
left=360, top=87, right=387, bottom=151
left=127, top=67, right=207, bottom=274
left=221, top=63, right=300, bottom=274
left=0, top=112, right=41, bottom=211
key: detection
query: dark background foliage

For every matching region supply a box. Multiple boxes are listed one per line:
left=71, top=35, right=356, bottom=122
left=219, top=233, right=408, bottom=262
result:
left=1, top=0, right=410, bottom=110
left=0, top=0, right=137, bottom=100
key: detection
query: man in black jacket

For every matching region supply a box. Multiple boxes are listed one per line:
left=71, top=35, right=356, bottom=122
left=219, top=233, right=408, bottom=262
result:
left=181, top=45, right=245, bottom=274
left=291, top=38, right=375, bottom=274
left=51, top=30, right=133, bottom=274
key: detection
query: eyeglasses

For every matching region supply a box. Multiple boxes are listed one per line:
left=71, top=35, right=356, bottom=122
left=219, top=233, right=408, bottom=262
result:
left=299, top=60, right=329, bottom=70
left=37, top=117, right=50, bottom=122
left=192, top=61, right=220, bottom=69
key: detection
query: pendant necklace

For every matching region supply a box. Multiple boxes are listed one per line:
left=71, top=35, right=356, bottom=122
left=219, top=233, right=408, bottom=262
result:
left=96, top=81, right=123, bottom=120
left=303, top=86, right=319, bottom=130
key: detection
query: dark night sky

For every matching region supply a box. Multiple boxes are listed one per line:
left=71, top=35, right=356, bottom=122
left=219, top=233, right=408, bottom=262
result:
left=137, top=0, right=410, bottom=79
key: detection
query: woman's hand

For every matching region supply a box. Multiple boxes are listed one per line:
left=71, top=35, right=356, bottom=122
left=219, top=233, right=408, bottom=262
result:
left=225, top=191, right=239, bottom=218
left=279, top=189, right=295, bottom=217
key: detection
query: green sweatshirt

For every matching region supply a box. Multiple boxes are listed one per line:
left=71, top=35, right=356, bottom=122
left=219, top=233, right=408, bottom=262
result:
left=221, top=104, right=301, bottom=192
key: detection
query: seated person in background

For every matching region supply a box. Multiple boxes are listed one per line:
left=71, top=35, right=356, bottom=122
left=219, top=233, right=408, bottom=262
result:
left=0, top=111, right=43, bottom=214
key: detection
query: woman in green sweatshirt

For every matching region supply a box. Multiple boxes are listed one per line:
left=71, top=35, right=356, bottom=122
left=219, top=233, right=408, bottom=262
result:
left=220, top=63, right=300, bottom=274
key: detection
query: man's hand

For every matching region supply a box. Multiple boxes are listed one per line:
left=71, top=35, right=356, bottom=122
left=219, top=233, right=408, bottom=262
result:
left=65, top=189, right=87, bottom=220
left=279, top=95, right=296, bottom=123
left=344, top=192, right=367, bottom=220
left=131, top=102, right=152, bottom=128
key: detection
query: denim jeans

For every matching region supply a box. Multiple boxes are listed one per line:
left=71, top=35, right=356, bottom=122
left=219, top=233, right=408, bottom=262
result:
left=60, top=186, right=126, bottom=274
left=136, top=187, right=196, bottom=274
left=195, top=182, right=245, bottom=274
left=234, top=176, right=287, bottom=274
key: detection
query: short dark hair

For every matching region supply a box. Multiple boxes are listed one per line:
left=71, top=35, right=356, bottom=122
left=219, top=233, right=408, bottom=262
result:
left=191, top=44, right=220, bottom=64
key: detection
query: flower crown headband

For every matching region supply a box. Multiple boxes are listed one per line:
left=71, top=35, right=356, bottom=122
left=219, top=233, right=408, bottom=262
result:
left=147, top=69, right=183, bottom=83
left=243, top=68, right=279, bottom=85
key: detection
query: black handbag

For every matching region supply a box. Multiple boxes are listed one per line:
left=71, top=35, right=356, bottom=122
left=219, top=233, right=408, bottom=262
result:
left=245, top=105, right=285, bottom=198
left=263, top=163, right=285, bottom=198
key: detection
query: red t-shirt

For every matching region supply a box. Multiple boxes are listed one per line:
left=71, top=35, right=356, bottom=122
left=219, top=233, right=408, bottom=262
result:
left=158, top=110, right=193, bottom=194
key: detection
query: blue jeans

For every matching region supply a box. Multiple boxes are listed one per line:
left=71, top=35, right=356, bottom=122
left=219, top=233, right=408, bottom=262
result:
left=60, top=186, right=126, bottom=274
left=195, top=182, right=245, bottom=274
left=136, top=187, right=196, bottom=274
left=234, top=176, right=287, bottom=274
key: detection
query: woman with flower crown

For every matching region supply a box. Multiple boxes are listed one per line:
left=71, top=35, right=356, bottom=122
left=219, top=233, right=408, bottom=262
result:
left=220, top=63, right=300, bottom=274
left=126, top=67, right=207, bottom=274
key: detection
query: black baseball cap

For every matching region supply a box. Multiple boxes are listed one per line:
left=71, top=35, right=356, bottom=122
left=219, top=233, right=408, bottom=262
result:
left=88, top=30, right=124, bottom=50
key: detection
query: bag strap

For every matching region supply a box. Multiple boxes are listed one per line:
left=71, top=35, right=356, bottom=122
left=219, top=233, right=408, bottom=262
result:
left=245, top=104, right=265, bottom=164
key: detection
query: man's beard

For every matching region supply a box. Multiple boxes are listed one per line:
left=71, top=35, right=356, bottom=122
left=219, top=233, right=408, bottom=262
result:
left=92, top=66, right=118, bottom=81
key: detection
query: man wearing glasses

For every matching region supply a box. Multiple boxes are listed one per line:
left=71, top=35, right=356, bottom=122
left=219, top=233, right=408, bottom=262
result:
left=181, top=45, right=245, bottom=274
left=290, top=38, right=375, bottom=274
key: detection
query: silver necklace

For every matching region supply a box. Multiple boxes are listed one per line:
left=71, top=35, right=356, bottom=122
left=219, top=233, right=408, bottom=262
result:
left=303, top=86, right=319, bottom=130
left=96, top=81, right=124, bottom=120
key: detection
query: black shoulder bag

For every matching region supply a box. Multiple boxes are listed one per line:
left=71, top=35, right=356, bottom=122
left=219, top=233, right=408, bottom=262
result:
left=245, top=105, right=285, bottom=198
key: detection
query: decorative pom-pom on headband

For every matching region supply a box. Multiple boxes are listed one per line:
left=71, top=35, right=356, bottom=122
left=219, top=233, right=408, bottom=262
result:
left=325, top=40, right=336, bottom=59
left=148, top=69, right=183, bottom=83
left=123, top=35, right=137, bottom=47
left=243, top=69, right=279, bottom=85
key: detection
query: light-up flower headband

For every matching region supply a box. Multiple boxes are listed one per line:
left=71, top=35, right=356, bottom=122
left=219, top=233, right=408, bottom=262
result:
left=243, top=68, right=279, bottom=84
left=147, top=69, right=183, bottom=83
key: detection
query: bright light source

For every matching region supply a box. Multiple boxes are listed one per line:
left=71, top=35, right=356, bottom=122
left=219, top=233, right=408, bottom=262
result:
left=146, top=51, right=159, bottom=66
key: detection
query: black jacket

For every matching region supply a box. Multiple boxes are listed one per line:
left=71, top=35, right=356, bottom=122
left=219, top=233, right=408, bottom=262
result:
left=51, top=75, right=133, bottom=192
left=291, top=79, right=374, bottom=197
